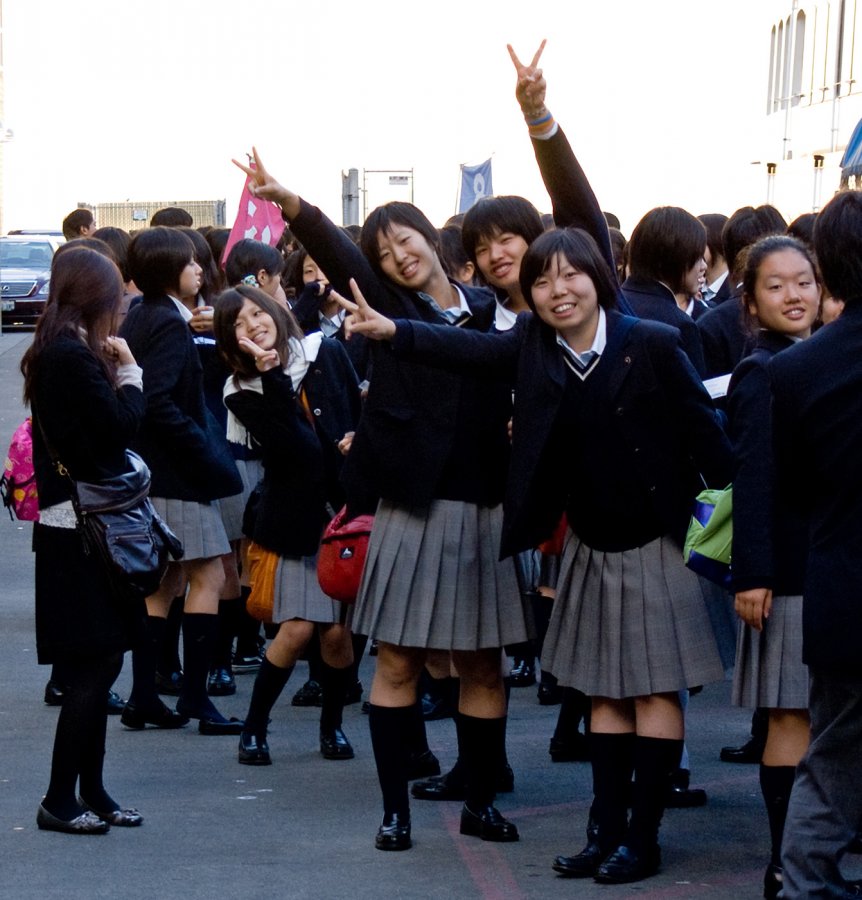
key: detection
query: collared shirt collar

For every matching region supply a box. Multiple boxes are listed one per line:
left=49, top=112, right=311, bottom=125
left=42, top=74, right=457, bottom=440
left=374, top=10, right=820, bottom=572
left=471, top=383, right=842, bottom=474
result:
left=556, top=307, right=607, bottom=379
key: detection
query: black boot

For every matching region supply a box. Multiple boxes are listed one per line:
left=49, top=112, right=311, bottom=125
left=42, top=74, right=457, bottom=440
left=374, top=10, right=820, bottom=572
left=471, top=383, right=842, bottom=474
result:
left=239, top=657, right=293, bottom=765
left=318, top=663, right=354, bottom=760
left=760, top=764, right=796, bottom=900
left=369, top=704, right=413, bottom=850
left=177, top=613, right=243, bottom=734
left=595, top=735, right=680, bottom=884
left=549, top=688, right=591, bottom=761
left=553, top=732, right=634, bottom=877
left=208, top=596, right=241, bottom=696
left=155, top=595, right=185, bottom=693
left=458, top=714, right=518, bottom=842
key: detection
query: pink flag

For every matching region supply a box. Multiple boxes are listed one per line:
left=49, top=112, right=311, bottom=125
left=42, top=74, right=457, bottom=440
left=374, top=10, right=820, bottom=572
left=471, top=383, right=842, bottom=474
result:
left=221, top=166, right=286, bottom=269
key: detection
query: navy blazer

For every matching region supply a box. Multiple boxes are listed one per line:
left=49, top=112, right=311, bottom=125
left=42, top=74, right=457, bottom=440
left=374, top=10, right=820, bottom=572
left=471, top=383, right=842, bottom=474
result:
left=288, top=200, right=513, bottom=512
left=697, top=291, right=754, bottom=379
left=728, top=331, right=807, bottom=595
left=769, top=304, right=862, bottom=675
left=121, top=294, right=242, bottom=501
left=391, top=310, right=732, bottom=558
left=621, top=275, right=707, bottom=376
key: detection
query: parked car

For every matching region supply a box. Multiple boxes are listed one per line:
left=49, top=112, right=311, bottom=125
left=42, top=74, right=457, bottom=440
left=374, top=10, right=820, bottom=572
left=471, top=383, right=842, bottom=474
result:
left=0, top=235, right=64, bottom=330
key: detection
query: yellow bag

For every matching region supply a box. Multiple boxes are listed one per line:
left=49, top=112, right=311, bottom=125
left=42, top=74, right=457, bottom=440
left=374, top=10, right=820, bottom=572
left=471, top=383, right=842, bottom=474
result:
left=245, top=541, right=278, bottom=623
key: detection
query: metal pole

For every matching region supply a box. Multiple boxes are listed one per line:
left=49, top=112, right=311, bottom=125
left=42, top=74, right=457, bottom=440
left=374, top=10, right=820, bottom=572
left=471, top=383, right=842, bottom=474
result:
left=767, top=162, right=778, bottom=205
left=813, top=154, right=825, bottom=211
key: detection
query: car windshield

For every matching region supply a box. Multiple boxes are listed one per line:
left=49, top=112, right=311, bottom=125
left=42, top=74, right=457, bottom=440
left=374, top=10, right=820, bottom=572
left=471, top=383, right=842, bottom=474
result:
left=0, top=241, right=55, bottom=268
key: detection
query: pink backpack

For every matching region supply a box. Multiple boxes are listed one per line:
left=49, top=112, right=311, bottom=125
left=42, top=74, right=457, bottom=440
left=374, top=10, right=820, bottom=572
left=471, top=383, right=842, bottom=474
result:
left=1, top=417, right=39, bottom=522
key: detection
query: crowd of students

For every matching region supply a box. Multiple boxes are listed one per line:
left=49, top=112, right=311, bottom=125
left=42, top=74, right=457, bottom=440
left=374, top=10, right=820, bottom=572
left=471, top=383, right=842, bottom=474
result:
left=25, top=41, right=862, bottom=899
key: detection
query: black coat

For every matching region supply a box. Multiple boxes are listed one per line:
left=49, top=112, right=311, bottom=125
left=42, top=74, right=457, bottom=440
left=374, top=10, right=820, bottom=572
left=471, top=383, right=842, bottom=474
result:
left=288, top=200, right=513, bottom=512
left=728, top=331, right=807, bottom=595
left=224, top=339, right=360, bottom=558
left=696, top=291, right=754, bottom=379
left=121, top=295, right=241, bottom=501
left=768, top=303, right=862, bottom=675
left=31, top=335, right=147, bottom=663
left=391, top=310, right=733, bottom=558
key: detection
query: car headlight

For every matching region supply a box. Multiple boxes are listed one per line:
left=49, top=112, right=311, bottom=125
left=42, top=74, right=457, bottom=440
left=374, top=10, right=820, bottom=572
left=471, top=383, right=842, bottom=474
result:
left=35, top=279, right=50, bottom=299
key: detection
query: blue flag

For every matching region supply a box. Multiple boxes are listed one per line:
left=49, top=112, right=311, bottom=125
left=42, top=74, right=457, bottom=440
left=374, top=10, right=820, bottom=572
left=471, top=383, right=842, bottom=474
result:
left=458, top=158, right=493, bottom=212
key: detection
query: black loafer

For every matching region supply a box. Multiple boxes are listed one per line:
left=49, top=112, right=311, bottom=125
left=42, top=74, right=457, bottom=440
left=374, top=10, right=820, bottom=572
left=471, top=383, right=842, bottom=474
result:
left=460, top=804, right=519, bottom=842
left=120, top=701, right=189, bottom=730
left=407, top=749, right=441, bottom=780
left=344, top=679, right=363, bottom=705
left=37, top=804, right=110, bottom=835
left=207, top=667, right=236, bottom=697
left=232, top=652, right=263, bottom=674
left=764, top=863, right=783, bottom=900
left=106, top=690, right=127, bottom=716
left=719, top=737, right=764, bottom=764
left=412, top=771, right=464, bottom=801
left=79, top=798, right=143, bottom=827
left=291, top=679, right=322, bottom=707
left=44, top=680, right=66, bottom=707
left=537, top=682, right=564, bottom=705
left=508, top=660, right=536, bottom=687
left=198, top=715, right=244, bottom=736
left=594, top=844, right=661, bottom=884
left=320, top=727, right=354, bottom=760
left=375, top=812, right=411, bottom=851
left=552, top=841, right=606, bottom=878
left=238, top=731, right=271, bottom=765
left=665, top=768, right=708, bottom=808
left=155, top=670, right=183, bottom=696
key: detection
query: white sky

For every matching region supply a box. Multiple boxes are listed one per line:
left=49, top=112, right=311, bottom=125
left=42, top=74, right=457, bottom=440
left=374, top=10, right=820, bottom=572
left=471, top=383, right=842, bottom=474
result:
left=2, top=0, right=774, bottom=236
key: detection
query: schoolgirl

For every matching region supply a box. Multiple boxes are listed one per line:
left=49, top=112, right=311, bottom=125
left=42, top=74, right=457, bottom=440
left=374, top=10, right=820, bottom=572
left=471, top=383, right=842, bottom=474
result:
left=234, top=151, right=530, bottom=852
left=119, top=226, right=243, bottom=734
left=24, top=246, right=145, bottom=832
left=727, top=235, right=821, bottom=900
left=342, top=215, right=732, bottom=883
left=213, top=284, right=361, bottom=764
left=224, top=238, right=289, bottom=307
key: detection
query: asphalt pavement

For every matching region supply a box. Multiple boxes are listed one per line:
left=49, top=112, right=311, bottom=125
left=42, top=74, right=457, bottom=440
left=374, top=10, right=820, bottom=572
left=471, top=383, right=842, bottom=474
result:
left=1, top=330, right=859, bottom=900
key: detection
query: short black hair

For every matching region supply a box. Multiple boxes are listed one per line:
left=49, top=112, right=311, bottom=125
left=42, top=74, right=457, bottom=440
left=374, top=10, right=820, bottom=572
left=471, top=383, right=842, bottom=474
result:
left=438, top=225, right=472, bottom=280
left=697, top=213, right=728, bottom=265
left=92, top=226, right=131, bottom=281
left=519, top=227, right=619, bottom=313
left=61, top=208, right=94, bottom=240
left=177, top=226, right=218, bottom=302
left=225, top=238, right=285, bottom=287
left=360, top=202, right=441, bottom=272
left=722, top=205, right=786, bottom=275
left=461, top=196, right=543, bottom=265
left=628, top=207, right=707, bottom=293
left=150, top=206, right=193, bottom=227
left=128, top=226, right=195, bottom=297
left=786, top=212, right=817, bottom=248
left=813, top=191, right=862, bottom=304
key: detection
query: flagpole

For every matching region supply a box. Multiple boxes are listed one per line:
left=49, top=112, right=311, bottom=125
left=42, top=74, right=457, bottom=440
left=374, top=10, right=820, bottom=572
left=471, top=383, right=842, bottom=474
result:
left=454, top=164, right=464, bottom=216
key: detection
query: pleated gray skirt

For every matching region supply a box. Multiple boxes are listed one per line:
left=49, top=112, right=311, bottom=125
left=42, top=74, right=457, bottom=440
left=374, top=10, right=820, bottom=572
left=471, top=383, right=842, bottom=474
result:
left=273, top=553, right=343, bottom=625
left=352, top=499, right=529, bottom=650
left=217, top=459, right=263, bottom=542
left=151, top=496, right=231, bottom=561
left=541, top=532, right=725, bottom=699
left=731, top=594, right=808, bottom=709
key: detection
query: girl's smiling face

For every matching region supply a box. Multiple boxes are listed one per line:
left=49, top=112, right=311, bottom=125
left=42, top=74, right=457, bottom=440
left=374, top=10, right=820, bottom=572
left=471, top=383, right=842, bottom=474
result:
left=234, top=297, right=277, bottom=352
left=473, top=230, right=530, bottom=295
left=376, top=224, right=439, bottom=291
left=747, top=248, right=820, bottom=338
left=531, top=252, right=600, bottom=350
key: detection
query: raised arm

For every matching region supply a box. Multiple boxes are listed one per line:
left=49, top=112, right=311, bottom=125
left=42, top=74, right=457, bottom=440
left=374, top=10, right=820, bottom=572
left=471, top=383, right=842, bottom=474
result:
left=508, top=43, right=616, bottom=282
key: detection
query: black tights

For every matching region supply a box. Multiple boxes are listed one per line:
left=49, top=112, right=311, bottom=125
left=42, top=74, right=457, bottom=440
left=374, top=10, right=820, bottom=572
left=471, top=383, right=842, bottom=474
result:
left=42, top=652, right=123, bottom=820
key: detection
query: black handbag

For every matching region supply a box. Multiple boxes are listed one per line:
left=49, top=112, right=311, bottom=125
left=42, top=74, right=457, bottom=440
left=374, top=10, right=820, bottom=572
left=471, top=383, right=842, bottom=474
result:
left=37, top=416, right=183, bottom=601
left=70, top=451, right=184, bottom=600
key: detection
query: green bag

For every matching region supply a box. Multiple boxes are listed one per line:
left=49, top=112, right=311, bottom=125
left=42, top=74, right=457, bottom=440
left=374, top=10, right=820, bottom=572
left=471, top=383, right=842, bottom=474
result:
left=683, top=485, right=732, bottom=588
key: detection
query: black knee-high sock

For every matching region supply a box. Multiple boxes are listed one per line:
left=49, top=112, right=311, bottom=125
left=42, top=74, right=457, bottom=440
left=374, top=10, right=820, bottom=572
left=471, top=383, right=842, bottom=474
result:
left=44, top=655, right=121, bottom=820
left=626, top=736, right=683, bottom=854
left=553, top=688, right=590, bottom=742
left=405, top=699, right=431, bottom=758
left=129, top=615, right=166, bottom=710
left=460, top=714, right=507, bottom=811
left=179, top=613, right=220, bottom=716
left=235, top=585, right=261, bottom=658
left=350, top=633, right=368, bottom=685
left=319, top=662, right=351, bottom=733
left=305, top=630, right=323, bottom=684
left=243, top=657, right=293, bottom=736
left=588, top=732, right=636, bottom=850
left=760, top=764, right=797, bottom=867
left=368, top=704, right=413, bottom=819
left=157, top=595, right=184, bottom=675
left=214, top=596, right=242, bottom=669
left=78, top=653, right=124, bottom=813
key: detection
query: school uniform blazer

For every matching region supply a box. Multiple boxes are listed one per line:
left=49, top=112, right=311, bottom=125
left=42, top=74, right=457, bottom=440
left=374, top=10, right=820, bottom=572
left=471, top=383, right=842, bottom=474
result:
left=728, top=331, right=807, bottom=595
left=696, top=290, right=753, bottom=379
left=768, top=303, right=862, bottom=675
left=121, top=294, right=242, bottom=501
left=391, top=310, right=733, bottom=559
left=287, top=199, right=512, bottom=512
left=224, top=367, right=330, bottom=558
left=620, top=275, right=707, bottom=376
